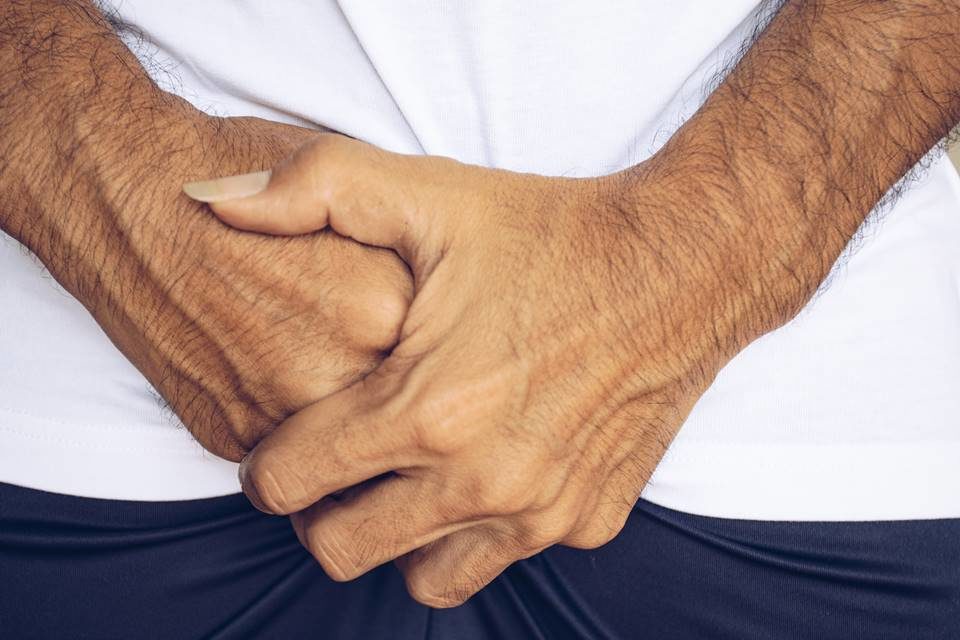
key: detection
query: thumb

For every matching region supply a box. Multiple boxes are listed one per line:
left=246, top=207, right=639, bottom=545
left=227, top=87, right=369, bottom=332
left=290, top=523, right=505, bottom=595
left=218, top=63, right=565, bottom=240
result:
left=182, top=136, right=434, bottom=264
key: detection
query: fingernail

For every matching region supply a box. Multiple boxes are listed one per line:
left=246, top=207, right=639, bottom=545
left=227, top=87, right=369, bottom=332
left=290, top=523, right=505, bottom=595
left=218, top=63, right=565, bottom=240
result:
left=183, top=170, right=271, bottom=203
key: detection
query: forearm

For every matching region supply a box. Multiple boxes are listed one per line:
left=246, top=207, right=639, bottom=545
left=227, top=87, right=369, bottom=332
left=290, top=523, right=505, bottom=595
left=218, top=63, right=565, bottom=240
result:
left=637, top=0, right=960, bottom=361
left=0, top=1, right=411, bottom=458
left=0, top=0, right=204, bottom=296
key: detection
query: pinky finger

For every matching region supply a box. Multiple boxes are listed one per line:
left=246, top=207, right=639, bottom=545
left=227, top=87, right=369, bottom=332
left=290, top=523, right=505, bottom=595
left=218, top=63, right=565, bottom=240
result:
left=395, top=525, right=527, bottom=608
left=562, top=459, right=642, bottom=550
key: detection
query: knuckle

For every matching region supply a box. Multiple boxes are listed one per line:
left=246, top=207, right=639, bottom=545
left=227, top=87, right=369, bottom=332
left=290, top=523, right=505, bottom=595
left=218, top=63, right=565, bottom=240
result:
left=516, top=510, right=578, bottom=550
left=405, top=574, right=471, bottom=609
left=223, top=400, right=280, bottom=452
left=301, top=133, right=347, bottom=168
left=565, top=509, right=630, bottom=550
left=409, top=395, right=469, bottom=455
left=165, top=375, right=269, bottom=462
left=342, top=285, right=409, bottom=353
left=406, top=581, right=440, bottom=607
left=470, top=454, right=550, bottom=516
left=307, top=135, right=363, bottom=200
left=202, top=414, right=250, bottom=462
left=567, top=528, right=618, bottom=550
left=404, top=572, right=445, bottom=607
left=473, top=473, right=539, bottom=516
left=370, top=286, right=410, bottom=343
left=437, top=590, right=472, bottom=608
left=293, top=136, right=346, bottom=205
left=407, top=372, right=517, bottom=455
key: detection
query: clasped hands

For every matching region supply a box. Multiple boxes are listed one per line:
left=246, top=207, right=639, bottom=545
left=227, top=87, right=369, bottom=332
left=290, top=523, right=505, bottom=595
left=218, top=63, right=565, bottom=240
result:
left=186, top=134, right=743, bottom=607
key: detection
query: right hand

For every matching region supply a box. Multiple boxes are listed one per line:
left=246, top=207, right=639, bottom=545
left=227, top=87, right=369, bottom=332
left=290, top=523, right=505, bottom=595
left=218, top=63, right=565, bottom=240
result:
left=4, top=106, right=412, bottom=460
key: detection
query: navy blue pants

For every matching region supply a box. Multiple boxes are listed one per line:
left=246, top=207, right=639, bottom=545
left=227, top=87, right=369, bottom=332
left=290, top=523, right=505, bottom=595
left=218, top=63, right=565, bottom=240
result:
left=1, top=481, right=958, bottom=639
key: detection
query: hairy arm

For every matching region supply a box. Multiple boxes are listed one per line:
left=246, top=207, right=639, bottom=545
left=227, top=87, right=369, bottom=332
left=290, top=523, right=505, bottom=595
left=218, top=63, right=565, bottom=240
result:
left=643, top=0, right=960, bottom=361
left=0, top=0, right=183, bottom=267
left=0, top=0, right=411, bottom=458
left=187, top=0, right=960, bottom=606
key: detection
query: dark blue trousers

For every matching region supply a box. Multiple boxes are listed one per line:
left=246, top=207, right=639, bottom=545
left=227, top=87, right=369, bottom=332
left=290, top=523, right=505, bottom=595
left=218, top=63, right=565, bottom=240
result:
left=1, top=481, right=958, bottom=639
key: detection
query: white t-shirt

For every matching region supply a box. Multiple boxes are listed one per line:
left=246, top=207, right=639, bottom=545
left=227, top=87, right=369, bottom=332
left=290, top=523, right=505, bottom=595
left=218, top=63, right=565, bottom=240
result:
left=1, top=1, right=958, bottom=520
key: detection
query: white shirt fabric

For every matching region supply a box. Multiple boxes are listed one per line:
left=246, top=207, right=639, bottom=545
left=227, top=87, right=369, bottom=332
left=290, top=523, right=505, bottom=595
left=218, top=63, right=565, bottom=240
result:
left=1, top=1, right=958, bottom=520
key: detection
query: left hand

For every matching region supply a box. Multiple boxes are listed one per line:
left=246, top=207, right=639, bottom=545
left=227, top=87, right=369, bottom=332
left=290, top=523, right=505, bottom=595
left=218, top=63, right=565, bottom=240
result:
left=201, top=134, right=756, bottom=607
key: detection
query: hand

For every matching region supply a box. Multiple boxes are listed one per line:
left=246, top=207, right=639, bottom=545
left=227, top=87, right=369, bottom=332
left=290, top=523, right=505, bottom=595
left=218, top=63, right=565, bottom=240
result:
left=4, top=101, right=413, bottom=462
left=125, top=116, right=414, bottom=458
left=201, top=135, right=764, bottom=606
left=82, top=115, right=413, bottom=459
left=195, top=0, right=960, bottom=606
left=1, top=0, right=413, bottom=459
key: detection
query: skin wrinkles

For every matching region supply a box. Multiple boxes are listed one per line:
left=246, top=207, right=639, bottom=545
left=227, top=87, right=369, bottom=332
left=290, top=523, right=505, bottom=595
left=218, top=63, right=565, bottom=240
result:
left=192, top=0, right=960, bottom=608
left=2, top=0, right=960, bottom=611
left=0, top=1, right=414, bottom=459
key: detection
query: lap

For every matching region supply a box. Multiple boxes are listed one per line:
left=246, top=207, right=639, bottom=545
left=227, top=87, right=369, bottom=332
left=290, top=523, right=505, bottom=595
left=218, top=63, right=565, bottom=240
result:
left=449, top=501, right=960, bottom=639
left=0, top=482, right=424, bottom=639
left=1, top=482, right=957, bottom=639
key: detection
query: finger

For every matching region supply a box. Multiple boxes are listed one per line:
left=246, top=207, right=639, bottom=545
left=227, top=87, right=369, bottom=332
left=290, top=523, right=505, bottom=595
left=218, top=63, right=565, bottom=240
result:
left=290, top=474, right=476, bottom=582
left=183, top=135, right=444, bottom=269
left=396, top=525, right=532, bottom=608
left=239, top=369, right=418, bottom=515
left=562, top=456, right=644, bottom=550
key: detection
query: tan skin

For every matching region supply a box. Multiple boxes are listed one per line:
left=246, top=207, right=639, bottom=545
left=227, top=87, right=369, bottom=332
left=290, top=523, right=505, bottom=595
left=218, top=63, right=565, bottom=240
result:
left=193, top=137, right=735, bottom=608
left=0, top=1, right=412, bottom=459
left=191, top=0, right=960, bottom=607
left=4, top=0, right=960, bottom=610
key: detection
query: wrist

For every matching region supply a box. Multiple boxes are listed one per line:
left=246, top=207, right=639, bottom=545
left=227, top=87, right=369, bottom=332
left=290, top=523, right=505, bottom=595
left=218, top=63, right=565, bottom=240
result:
left=606, top=142, right=806, bottom=380
left=16, top=97, right=208, bottom=291
left=0, top=0, right=199, bottom=262
left=616, top=0, right=960, bottom=380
